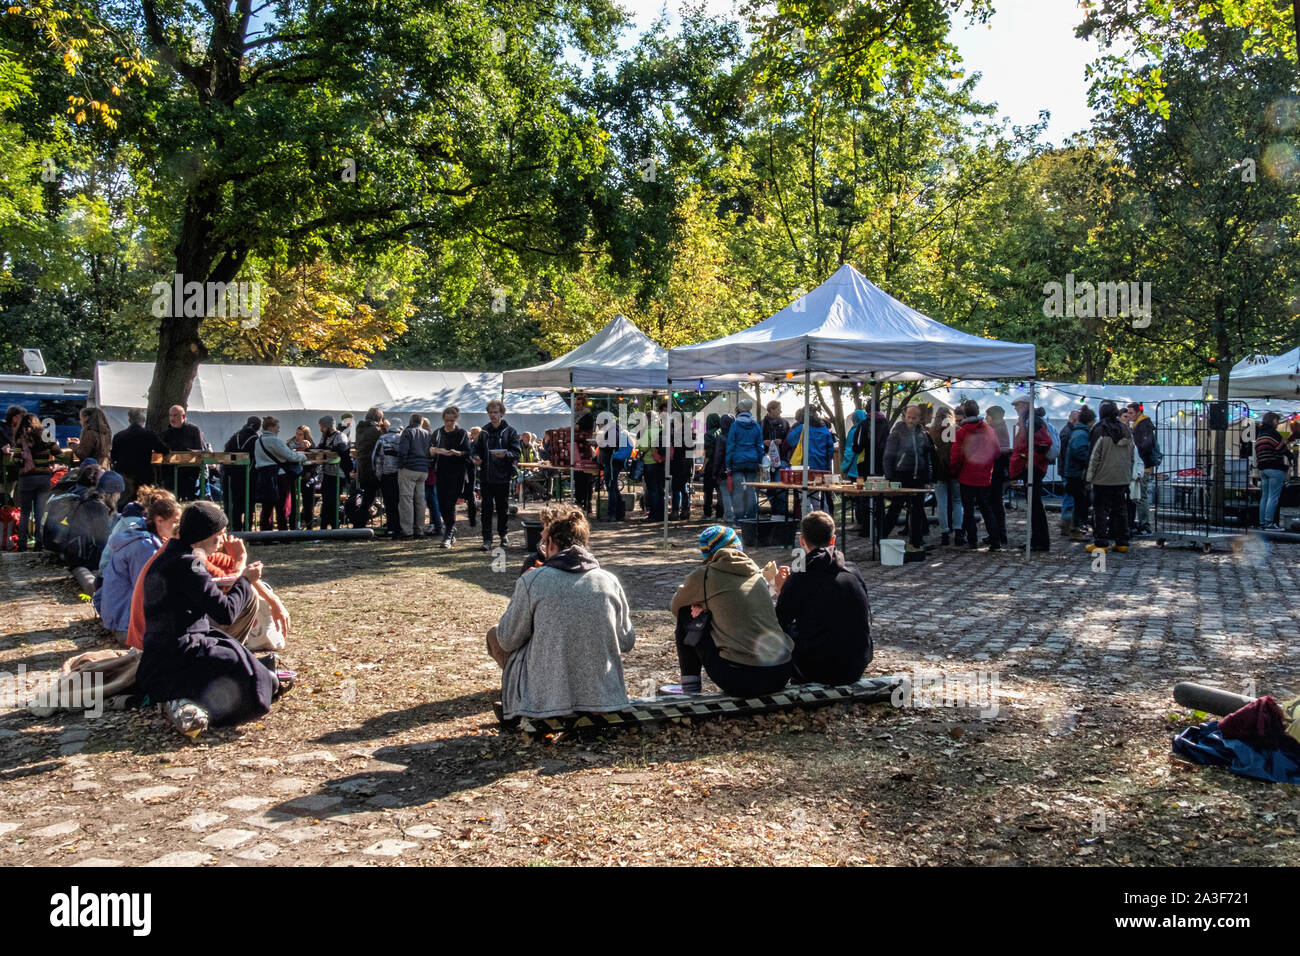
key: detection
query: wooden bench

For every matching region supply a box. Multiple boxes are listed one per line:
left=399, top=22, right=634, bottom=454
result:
left=495, top=675, right=903, bottom=736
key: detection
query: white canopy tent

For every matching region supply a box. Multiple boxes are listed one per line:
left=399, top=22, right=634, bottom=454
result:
left=502, top=315, right=735, bottom=510
left=90, top=362, right=573, bottom=445
left=1203, top=348, right=1300, bottom=399
left=667, top=263, right=1038, bottom=555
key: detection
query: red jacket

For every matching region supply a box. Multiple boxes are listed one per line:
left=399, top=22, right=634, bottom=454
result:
left=950, top=419, right=999, bottom=487
left=1009, top=422, right=1052, bottom=481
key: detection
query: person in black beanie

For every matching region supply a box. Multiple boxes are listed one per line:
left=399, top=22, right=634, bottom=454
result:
left=136, top=501, right=293, bottom=739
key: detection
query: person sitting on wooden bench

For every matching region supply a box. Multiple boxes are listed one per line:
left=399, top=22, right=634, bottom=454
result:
left=773, top=510, right=873, bottom=686
left=663, top=525, right=793, bottom=697
left=487, top=505, right=635, bottom=720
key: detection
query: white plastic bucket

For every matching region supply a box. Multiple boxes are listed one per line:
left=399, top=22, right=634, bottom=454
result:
left=880, top=538, right=905, bottom=566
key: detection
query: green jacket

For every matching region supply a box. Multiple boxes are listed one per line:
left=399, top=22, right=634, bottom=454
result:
left=670, top=548, right=792, bottom=667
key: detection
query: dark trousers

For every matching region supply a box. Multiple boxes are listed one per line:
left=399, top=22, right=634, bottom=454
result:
left=226, top=468, right=249, bottom=532
left=436, top=474, right=462, bottom=534
left=575, top=471, right=593, bottom=513
left=1026, top=469, right=1049, bottom=550
left=673, top=607, right=792, bottom=697
left=702, top=469, right=723, bottom=519
left=1092, top=484, right=1129, bottom=547
left=989, top=452, right=1010, bottom=545
left=1065, top=476, right=1090, bottom=530
left=882, top=494, right=927, bottom=546
left=317, top=472, right=341, bottom=529
left=959, top=484, right=998, bottom=549
left=259, top=472, right=292, bottom=531
left=670, top=469, right=690, bottom=515
left=642, top=462, right=664, bottom=520
left=482, top=481, right=510, bottom=541
left=605, top=458, right=626, bottom=520
left=16, top=474, right=52, bottom=551
left=354, top=477, right=378, bottom=529
left=296, top=479, right=316, bottom=529
left=379, top=473, right=400, bottom=533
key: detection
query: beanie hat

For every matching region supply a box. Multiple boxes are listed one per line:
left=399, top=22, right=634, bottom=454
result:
left=319, top=414, right=335, bottom=429
left=698, top=525, right=742, bottom=558
left=178, top=501, right=228, bottom=545
left=97, top=470, right=126, bottom=494
left=121, top=501, right=146, bottom=519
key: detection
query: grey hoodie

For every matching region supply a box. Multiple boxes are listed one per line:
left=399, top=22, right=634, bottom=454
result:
left=496, top=546, right=636, bottom=719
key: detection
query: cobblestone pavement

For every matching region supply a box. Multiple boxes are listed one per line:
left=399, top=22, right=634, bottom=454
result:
left=0, top=511, right=1296, bottom=867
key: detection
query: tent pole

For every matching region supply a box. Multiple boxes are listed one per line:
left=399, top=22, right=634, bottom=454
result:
left=569, top=384, right=576, bottom=506
left=1026, top=379, right=1035, bottom=561
left=663, top=391, right=671, bottom=543
left=870, top=376, right=879, bottom=549
left=801, top=369, right=811, bottom=515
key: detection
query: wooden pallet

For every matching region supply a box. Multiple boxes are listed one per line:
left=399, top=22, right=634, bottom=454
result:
left=494, top=675, right=903, bottom=736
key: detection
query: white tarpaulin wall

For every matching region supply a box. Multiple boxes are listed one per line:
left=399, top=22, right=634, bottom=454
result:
left=666, top=263, right=1036, bottom=383
left=90, top=362, right=573, bottom=446
left=1203, top=349, right=1300, bottom=398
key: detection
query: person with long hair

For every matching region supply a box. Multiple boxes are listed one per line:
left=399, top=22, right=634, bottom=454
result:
left=71, top=406, right=113, bottom=464
left=94, top=486, right=181, bottom=644
left=289, top=424, right=318, bottom=529
left=13, top=413, right=60, bottom=551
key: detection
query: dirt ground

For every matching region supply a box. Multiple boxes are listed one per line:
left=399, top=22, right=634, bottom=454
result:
left=2, top=507, right=1299, bottom=867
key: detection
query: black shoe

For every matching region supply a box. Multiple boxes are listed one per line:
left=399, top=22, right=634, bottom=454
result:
left=481, top=539, right=491, bottom=551
left=954, top=533, right=967, bottom=546
left=940, top=532, right=950, bottom=546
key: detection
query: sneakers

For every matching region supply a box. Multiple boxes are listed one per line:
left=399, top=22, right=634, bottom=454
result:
left=1085, top=543, right=1107, bottom=553
left=499, top=534, right=509, bottom=549
left=1113, top=544, right=1129, bottom=553
left=480, top=539, right=491, bottom=552
left=441, top=534, right=454, bottom=549
left=274, top=669, right=297, bottom=698
left=904, top=543, right=925, bottom=553
left=163, top=699, right=210, bottom=739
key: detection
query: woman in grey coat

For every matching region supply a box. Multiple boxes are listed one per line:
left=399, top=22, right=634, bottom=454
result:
left=487, top=506, right=635, bottom=719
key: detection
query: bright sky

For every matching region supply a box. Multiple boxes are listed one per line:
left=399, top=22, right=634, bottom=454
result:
left=614, top=0, right=1100, bottom=146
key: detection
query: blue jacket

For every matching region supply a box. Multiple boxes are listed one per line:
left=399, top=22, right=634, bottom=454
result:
left=841, top=411, right=867, bottom=477
left=93, top=518, right=160, bottom=632
left=788, top=422, right=837, bottom=472
left=724, top=412, right=765, bottom=471
left=1063, top=423, right=1092, bottom=479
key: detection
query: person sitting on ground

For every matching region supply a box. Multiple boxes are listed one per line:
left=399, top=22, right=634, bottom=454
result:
left=43, top=463, right=120, bottom=567
left=1086, top=400, right=1134, bottom=554
left=94, top=486, right=181, bottom=645
left=487, top=505, right=635, bottom=720
left=136, top=501, right=294, bottom=738
left=665, top=525, right=793, bottom=697
left=773, top=511, right=872, bottom=685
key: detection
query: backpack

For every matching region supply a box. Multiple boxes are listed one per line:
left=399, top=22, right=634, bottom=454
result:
left=1044, top=421, right=1061, bottom=463
left=373, top=432, right=401, bottom=478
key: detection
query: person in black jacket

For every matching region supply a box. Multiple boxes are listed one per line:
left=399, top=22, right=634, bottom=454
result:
left=111, top=408, right=169, bottom=503
left=161, top=405, right=206, bottom=499
left=222, top=417, right=261, bottom=531
left=472, top=400, right=521, bottom=550
left=137, top=501, right=289, bottom=737
left=774, top=510, right=872, bottom=685
left=432, top=406, right=473, bottom=548
left=881, top=404, right=934, bottom=550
